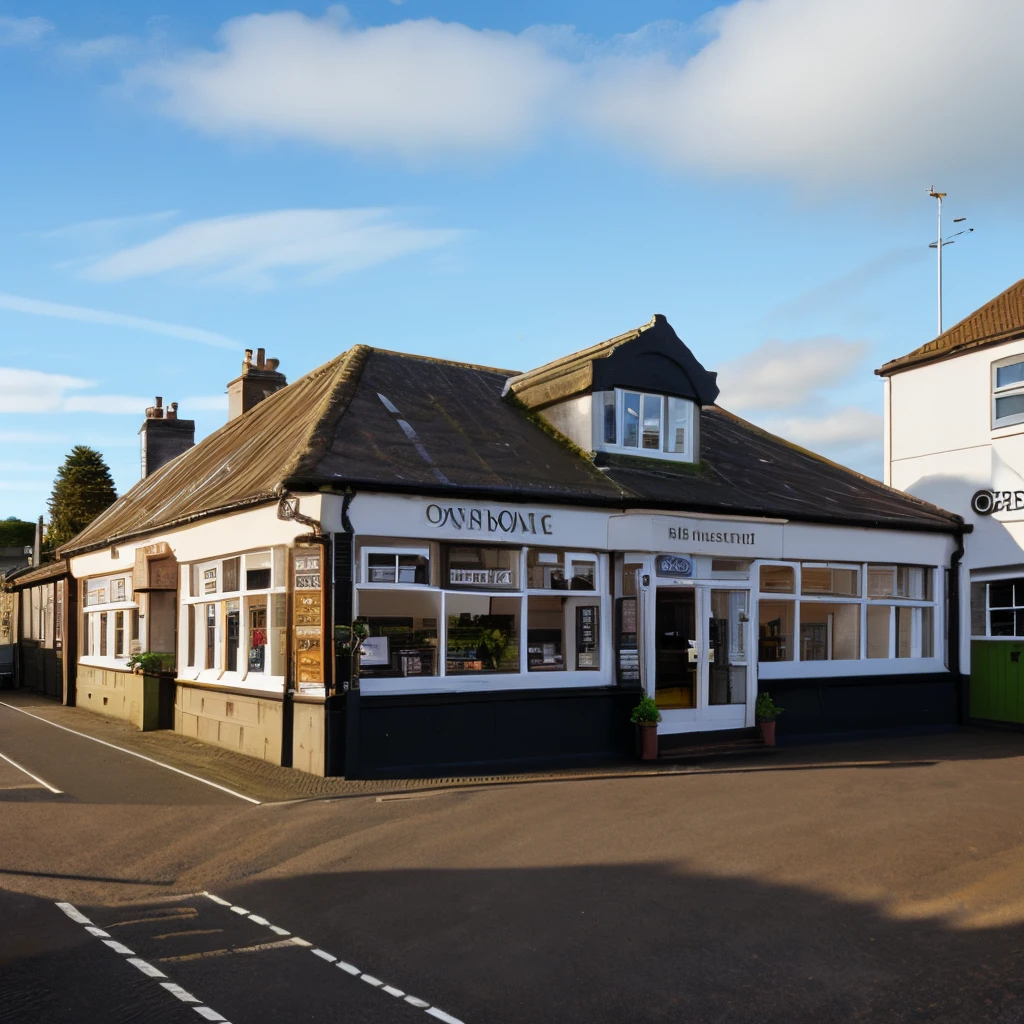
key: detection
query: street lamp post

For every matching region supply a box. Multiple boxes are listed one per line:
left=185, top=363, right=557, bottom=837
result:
left=927, top=187, right=973, bottom=337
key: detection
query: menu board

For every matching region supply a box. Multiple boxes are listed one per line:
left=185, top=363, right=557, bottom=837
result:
left=576, top=604, right=600, bottom=670
left=292, top=548, right=324, bottom=693
left=616, top=597, right=640, bottom=683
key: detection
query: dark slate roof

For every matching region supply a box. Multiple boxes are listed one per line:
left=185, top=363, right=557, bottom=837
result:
left=878, top=276, right=1024, bottom=376
left=62, top=324, right=962, bottom=555
left=6, top=559, right=68, bottom=588
left=506, top=314, right=720, bottom=408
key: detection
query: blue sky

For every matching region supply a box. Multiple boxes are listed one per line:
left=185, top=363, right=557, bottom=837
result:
left=2, top=0, right=1023, bottom=521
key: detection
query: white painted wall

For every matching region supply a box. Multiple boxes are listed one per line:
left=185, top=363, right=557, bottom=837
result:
left=537, top=394, right=592, bottom=452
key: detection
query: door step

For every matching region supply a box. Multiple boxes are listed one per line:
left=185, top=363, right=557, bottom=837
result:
left=657, top=737, right=772, bottom=764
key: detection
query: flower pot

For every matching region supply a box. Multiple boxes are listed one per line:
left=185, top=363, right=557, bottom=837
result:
left=758, top=720, right=776, bottom=747
left=638, top=721, right=659, bottom=760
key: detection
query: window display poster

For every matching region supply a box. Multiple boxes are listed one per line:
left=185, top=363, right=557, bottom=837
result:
left=292, top=547, right=324, bottom=685
left=576, top=604, right=600, bottom=670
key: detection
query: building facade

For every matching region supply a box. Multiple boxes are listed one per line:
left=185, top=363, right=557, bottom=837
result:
left=58, top=316, right=963, bottom=777
left=881, top=276, right=1024, bottom=726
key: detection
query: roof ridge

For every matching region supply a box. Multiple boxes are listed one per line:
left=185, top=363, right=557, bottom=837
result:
left=370, top=346, right=520, bottom=376
left=705, top=406, right=962, bottom=523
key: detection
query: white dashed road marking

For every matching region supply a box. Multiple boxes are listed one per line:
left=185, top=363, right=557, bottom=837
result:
left=203, top=890, right=468, bottom=1023
left=54, top=901, right=234, bottom=1024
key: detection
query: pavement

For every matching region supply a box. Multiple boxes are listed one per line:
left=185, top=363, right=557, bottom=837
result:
left=7, top=690, right=1024, bottom=1022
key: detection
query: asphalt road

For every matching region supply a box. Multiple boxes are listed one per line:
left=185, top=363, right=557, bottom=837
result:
left=6, top=695, right=1024, bottom=1023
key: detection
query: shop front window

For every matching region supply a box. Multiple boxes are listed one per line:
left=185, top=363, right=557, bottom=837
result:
left=447, top=546, right=518, bottom=589
left=758, top=600, right=793, bottom=661
left=357, top=589, right=440, bottom=678
left=526, top=549, right=596, bottom=591
left=445, top=594, right=521, bottom=674
left=799, top=602, right=860, bottom=661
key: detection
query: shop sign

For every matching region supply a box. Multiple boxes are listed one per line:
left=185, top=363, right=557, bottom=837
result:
left=656, top=554, right=693, bottom=578
left=425, top=503, right=553, bottom=536
left=971, top=489, right=1024, bottom=516
left=292, top=547, right=324, bottom=689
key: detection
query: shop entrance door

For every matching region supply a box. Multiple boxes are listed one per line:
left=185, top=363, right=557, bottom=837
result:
left=654, top=586, right=750, bottom=725
left=655, top=589, right=697, bottom=709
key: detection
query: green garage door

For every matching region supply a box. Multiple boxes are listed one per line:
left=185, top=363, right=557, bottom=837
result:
left=971, top=640, right=1024, bottom=723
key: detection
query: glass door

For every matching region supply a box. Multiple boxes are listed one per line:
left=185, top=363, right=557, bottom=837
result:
left=654, top=588, right=697, bottom=709
left=707, top=589, right=749, bottom=712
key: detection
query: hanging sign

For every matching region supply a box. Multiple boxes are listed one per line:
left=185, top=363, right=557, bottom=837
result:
left=972, top=490, right=1024, bottom=515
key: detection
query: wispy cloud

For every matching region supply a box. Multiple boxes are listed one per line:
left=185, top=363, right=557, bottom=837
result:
left=82, top=208, right=464, bottom=288
left=128, top=2, right=1024, bottom=187
left=0, top=16, right=52, bottom=47
left=0, top=293, right=239, bottom=349
left=39, top=210, right=179, bottom=242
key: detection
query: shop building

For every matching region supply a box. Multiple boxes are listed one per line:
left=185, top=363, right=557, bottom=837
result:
left=881, top=276, right=1024, bottom=726
left=61, top=316, right=963, bottom=777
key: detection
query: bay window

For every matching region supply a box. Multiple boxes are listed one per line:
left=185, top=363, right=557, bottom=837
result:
left=597, top=390, right=695, bottom=461
left=758, top=562, right=938, bottom=665
left=354, top=542, right=605, bottom=684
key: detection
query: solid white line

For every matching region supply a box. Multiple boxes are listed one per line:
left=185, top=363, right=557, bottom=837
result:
left=128, top=958, right=167, bottom=978
left=55, top=902, right=92, bottom=924
left=311, top=949, right=336, bottom=962
left=0, top=701, right=260, bottom=804
left=103, top=940, right=135, bottom=955
left=193, top=1009, right=228, bottom=1022
left=426, top=1008, right=466, bottom=1024
left=0, top=748, right=63, bottom=793
left=161, top=982, right=201, bottom=1003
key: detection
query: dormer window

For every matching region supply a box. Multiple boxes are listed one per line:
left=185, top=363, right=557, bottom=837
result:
left=597, top=389, right=695, bottom=461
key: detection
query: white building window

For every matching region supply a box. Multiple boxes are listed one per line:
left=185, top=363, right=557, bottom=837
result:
left=595, top=390, right=695, bottom=461
left=758, top=562, right=938, bottom=664
left=81, top=572, right=138, bottom=667
left=992, top=356, right=1024, bottom=428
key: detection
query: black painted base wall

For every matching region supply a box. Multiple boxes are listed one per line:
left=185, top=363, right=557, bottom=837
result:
left=347, top=686, right=640, bottom=779
left=17, top=641, right=61, bottom=701
left=762, top=672, right=958, bottom=738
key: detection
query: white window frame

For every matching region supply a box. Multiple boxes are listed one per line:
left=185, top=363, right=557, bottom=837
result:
left=359, top=546, right=431, bottom=587
left=756, top=560, right=942, bottom=679
left=594, top=389, right=695, bottom=463
left=80, top=573, right=139, bottom=669
left=992, top=354, right=1024, bottom=429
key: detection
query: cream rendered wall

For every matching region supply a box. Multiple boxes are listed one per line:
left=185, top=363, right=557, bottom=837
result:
left=535, top=394, right=593, bottom=452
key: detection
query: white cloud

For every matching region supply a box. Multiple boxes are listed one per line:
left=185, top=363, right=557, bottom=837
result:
left=132, top=8, right=568, bottom=161
left=39, top=210, right=179, bottom=241
left=83, top=208, right=463, bottom=288
left=715, top=336, right=868, bottom=412
left=0, top=368, right=223, bottom=417
left=0, top=292, right=239, bottom=349
left=0, top=16, right=52, bottom=47
left=757, top=407, right=883, bottom=451
left=129, top=1, right=1024, bottom=185
left=56, top=34, right=140, bottom=63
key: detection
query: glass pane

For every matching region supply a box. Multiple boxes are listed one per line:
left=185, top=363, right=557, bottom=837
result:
left=800, top=602, right=860, bottom=660
left=623, top=392, right=640, bottom=448
left=527, top=549, right=566, bottom=590
left=997, top=361, right=1024, bottom=388
left=568, top=558, right=596, bottom=591
left=603, top=392, right=616, bottom=444
left=527, top=595, right=565, bottom=672
left=896, top=605, right=913, bottom=658
left=447, top=546, right=518, bottom=589
left=896, top=566, right=931, bottom=600
left=223, top=557, right=240, bottom=593
left=758, top=600, right=793, bottom=661
left=641, top=394, right=661, bottom=450
left=271, top=594, right=286, bottom=675
left=666, top=397, right=689, bottom=454
left=991, top=609, right=1015, bottom=636
left=709, top=590, right=747, bottom=705
left=357, top=589, right=440, bottom=678
left=970, top=581, right=986, bottom=636
left=989, top=581, right=1014, bottom=608
left=760, top=565, right=795, bottom=593
left=922, top=607, right=934, bottom=658
left=801, top=565, right=859, bottom=597
left=655, top=589, right=697, bottom=707
left=445, top=594, right=520, bottom=674
left=247, top=598, right=268, bottom=673
left=867, top=565, right=896, bottom=598
left=367, top=553, right=397, bottom=584
left=867, top=605, right=891, bottom=658
left=99, top=613, right=108, bottom=657
left=995, top=394, right=1024, bottom=421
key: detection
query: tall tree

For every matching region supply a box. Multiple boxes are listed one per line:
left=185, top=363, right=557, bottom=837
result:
left=0, top=517, right=34, bottom=548
left=46, top=446, right=117, bottom=548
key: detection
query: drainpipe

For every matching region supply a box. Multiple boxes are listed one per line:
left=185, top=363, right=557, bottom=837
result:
left=949, top=525, right=966, bottom=724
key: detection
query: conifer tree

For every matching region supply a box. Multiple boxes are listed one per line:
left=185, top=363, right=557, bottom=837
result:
left=46, top=446, right=117, bottom=548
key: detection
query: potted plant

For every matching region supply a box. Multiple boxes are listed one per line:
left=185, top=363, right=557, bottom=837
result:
left=126, top=651, right=175, bottom=730
left=755, top=692, right=784, bottom=747
left=630, top=694, right=662, bottom=760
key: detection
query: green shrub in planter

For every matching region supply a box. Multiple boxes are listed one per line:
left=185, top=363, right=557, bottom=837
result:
left=755, top=693, right=784, bottom=722
left=630, top=694, right=662, bottom=725
left=127, top=651, right=174, bottom=674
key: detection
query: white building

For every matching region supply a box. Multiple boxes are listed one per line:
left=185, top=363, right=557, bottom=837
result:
left=881, top=276, right=1024, bottom=724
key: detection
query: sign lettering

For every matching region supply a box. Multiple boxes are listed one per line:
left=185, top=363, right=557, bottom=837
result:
left=426, top=503, right=553, bottom=536
left=972, top=489, right=1024, bottom=516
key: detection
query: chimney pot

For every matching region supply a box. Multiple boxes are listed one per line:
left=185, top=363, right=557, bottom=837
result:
left=167, top=401, right=178, bottom=421
left=139, top=398, right=194, bottom=477
left=256, top=347, right=266, bottom=369
left=266, top=357, right=280, bottom=371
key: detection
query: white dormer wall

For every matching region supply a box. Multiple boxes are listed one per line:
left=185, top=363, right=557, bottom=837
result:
left=537, top=395, right=593, bottom=451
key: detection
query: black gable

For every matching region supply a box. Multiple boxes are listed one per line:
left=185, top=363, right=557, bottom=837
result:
left=589, top=314, right=720, bottom=406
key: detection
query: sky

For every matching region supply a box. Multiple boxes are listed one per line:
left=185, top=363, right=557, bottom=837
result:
left=2, top=0, right=1023, bottom=522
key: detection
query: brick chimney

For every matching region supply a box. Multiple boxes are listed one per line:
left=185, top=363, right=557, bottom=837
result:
left=227, top=348, right=287, bottom=421
left=139, top=397, right=196, bottom=478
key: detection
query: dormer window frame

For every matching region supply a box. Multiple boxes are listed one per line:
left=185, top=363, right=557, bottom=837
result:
left=595, top=388, right=696, bottom=463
